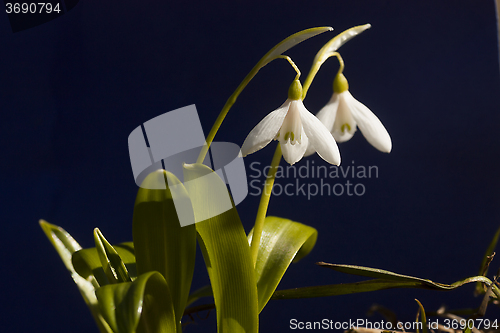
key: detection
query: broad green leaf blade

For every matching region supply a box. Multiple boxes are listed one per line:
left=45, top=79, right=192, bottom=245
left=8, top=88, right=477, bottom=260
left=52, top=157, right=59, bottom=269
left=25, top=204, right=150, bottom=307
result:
left=133, top=170, right=196, bottom=330
left=96, top=271, right=177, bottom=333
left=184, top=163, right=258, bottom=333
left=302, top=24, right=371, bottom=98
left=94, top=228, right=132, bottom=284
left=247, top=216, right=317, bottom=312
left=415, top=299, right=429, bottom=333
left=73, top=247, right=110, bottom=286
left=72, top=242, right=137, bottom=287
left=475, top=225, right=500, bottom=294
left=39, top=220, right=113, bottom=333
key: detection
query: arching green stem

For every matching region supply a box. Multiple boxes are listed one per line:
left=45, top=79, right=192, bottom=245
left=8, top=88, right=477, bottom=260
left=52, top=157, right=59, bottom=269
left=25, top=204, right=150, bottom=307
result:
left=196, top=67, right=261, bottom=164
left=276, top=55, right=301, bottom=80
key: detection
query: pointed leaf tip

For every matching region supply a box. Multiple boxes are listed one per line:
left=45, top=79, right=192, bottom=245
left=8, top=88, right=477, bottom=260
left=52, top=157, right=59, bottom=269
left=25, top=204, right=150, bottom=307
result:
left=415, top=299, right=429, bottom=333
left=94, top=228, right=131, bottom=284
left=39, top=220, right=113, bottom=332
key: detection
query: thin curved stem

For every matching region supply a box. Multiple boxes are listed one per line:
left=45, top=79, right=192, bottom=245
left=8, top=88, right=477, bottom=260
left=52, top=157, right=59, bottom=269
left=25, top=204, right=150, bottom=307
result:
left=250, top=144, right=282, bottom=267
left=333, top=52, right=344, bottom=76
left=196, top=67, right=259, bottom=164
left=302, top=51, right=344, bottom=100
left=276, top=55, right=301, bottom=80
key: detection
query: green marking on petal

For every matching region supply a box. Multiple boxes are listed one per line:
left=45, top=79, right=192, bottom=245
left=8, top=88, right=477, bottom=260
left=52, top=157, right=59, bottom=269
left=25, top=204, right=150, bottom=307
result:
left=341, top=123, right=351, bottom=133
left=290, top=132, right=295, bottom=142
left=284, top=132, right=289, bottom=141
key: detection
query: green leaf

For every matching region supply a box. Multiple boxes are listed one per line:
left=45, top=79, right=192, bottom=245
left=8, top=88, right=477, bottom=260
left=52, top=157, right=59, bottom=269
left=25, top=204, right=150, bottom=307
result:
left=39, top=220, right=113, bottom=333
left=415, top=299, right=428, bottom=333
left=72, top=242, right=137, bottom=287
left=73, top=247, right=109, bottom=286
left=94, top=228, right=132, bottom=284
left=133, top=170, right=197, bottom=330
left=271, top=263, right=500, bottom=300
left=317, top=262, right=453, bottom=286
left=475, top=225, right=500, bottom=294
left=272, top=279, right=425, bottom=299
left=248, top=216, right=317, bottom=312
left=95, top=271, right=177, bottom=333
left=184, top=163, right=258, bottom=333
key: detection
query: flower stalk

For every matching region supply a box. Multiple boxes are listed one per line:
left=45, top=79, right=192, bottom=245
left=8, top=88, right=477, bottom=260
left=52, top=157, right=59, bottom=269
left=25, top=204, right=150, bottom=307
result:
left=250, top=143, right=282, bottom=267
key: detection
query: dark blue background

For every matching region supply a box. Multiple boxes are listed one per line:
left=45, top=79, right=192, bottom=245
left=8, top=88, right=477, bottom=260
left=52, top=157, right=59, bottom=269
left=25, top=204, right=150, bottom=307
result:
left=1, top=0, right=499, bottom=332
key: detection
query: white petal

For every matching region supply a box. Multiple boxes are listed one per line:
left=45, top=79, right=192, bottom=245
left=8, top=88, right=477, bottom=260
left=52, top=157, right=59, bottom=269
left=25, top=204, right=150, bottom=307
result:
left=278, top=99, right=303, bottom=145
left=345, top=91, right=392, bottom=153
left=280, top=127, right=308, bottom=165
left=241, top=100, right=290, bottom=156
left=315, top=93, right=339, bottom=132
left=303, top=139, right=316, bottom=157
left=298, top=101, right=341, bottom=165
left=304, top=96, right=337, bottom=158
left=331, top=92, right=357, bottom=142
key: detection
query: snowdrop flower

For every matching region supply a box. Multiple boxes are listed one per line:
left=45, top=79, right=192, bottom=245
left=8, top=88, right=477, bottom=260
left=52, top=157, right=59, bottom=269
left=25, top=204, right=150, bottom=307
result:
left=312, top=73, right=392, bottom=153
left=241, top=80, right=341, bottom=165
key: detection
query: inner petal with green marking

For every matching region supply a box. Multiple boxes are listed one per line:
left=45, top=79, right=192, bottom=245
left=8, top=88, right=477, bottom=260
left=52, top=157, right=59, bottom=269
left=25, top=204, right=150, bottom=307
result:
left=341, top=123, right=351, bottom=133
left=279, top=101, right=302, bottom=145
left=332, top=93, right=357, bottom=142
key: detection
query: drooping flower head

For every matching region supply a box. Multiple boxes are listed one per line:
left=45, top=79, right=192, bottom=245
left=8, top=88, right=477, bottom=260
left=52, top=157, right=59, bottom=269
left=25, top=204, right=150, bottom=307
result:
left=241, top=80, right=341, bottom=165
left=312, top=72, right=392, bottom=153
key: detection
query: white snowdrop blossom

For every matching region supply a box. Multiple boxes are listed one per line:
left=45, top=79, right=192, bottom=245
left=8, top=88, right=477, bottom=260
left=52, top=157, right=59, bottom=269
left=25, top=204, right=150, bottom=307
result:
left=310, top=73, right=392, bottom=153
left=241, top=80, right=341, bottom=165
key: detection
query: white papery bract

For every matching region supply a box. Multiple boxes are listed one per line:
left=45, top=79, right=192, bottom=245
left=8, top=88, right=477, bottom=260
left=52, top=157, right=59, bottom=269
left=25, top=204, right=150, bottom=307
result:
left=310, top=74, right=392, bottom=153
left=241, top=81, right=341, bottom=166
